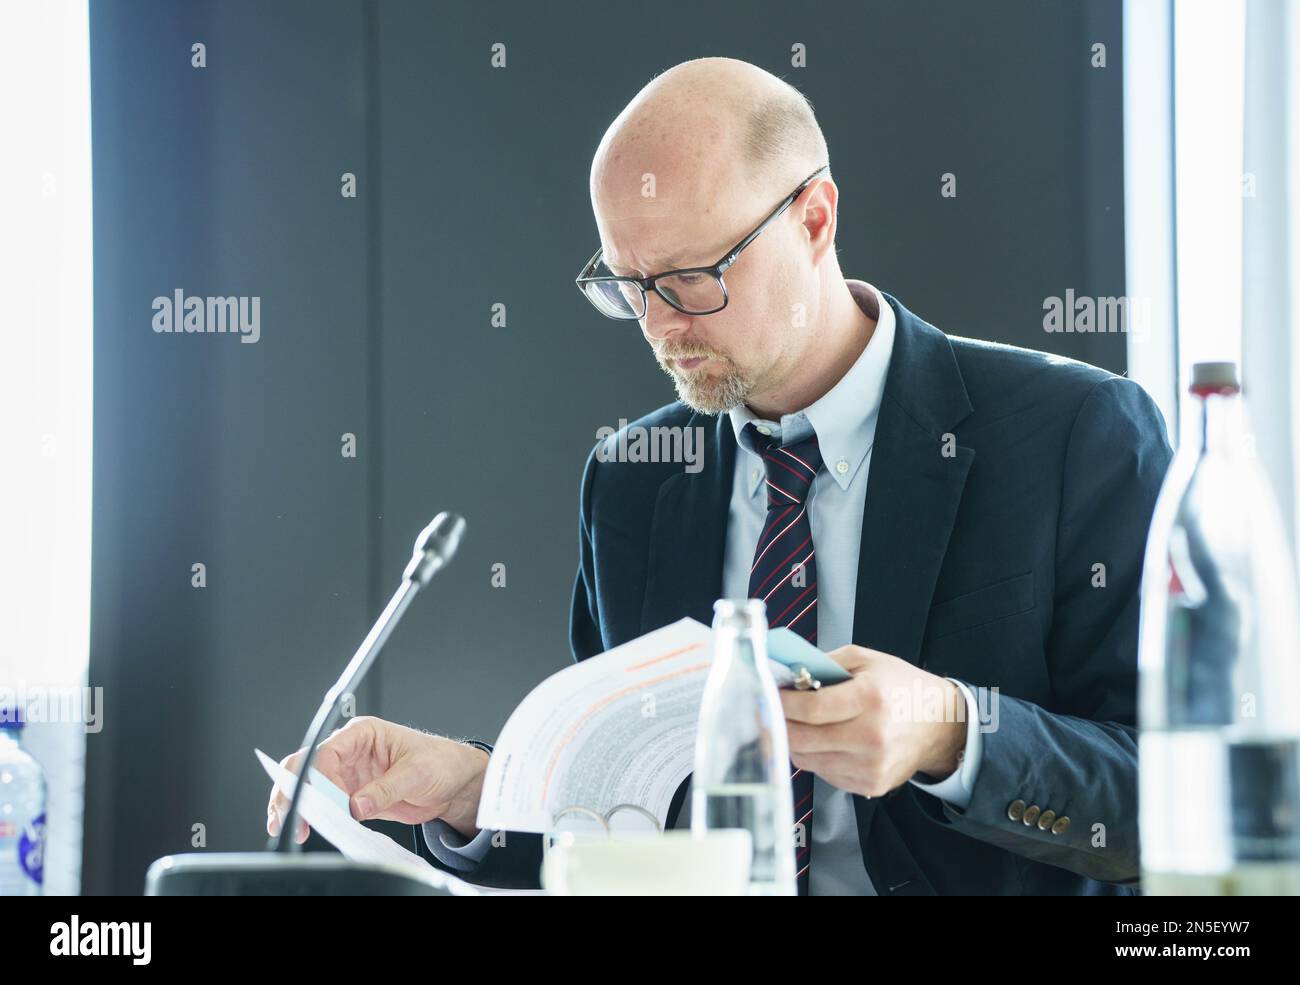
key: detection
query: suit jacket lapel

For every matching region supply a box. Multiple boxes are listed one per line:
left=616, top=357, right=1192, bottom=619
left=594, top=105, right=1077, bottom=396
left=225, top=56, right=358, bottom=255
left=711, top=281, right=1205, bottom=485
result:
left=640, top=412, right=735, bottom=635
left=852, top=295, right=975, bottom=663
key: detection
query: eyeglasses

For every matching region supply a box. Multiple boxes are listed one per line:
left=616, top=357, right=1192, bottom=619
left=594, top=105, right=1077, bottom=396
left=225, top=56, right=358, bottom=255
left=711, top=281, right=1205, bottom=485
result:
left=575, top=164, right=831, bottom=320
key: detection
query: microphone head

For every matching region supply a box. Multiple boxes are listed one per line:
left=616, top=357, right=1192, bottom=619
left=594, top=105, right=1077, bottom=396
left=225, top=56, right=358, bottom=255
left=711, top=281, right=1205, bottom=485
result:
left=405, top=512, right=466, bottom=585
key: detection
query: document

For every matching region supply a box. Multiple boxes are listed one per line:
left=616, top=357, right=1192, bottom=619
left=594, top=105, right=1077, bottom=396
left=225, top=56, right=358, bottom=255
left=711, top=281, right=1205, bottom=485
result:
left=476, top=617, right=845, bottom=835
left=255, top=748, right=490, bottom=895
left=477, top=618, right=722, bottom=834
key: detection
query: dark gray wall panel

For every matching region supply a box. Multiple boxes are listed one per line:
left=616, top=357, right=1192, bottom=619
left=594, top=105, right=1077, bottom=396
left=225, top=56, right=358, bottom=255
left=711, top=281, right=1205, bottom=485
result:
left=86, top=0, right=372, bottom=894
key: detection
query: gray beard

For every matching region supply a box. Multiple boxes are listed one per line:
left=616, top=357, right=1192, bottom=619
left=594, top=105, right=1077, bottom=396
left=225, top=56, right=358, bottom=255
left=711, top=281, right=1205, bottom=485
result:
left=667, top=365, right=751, bottom=415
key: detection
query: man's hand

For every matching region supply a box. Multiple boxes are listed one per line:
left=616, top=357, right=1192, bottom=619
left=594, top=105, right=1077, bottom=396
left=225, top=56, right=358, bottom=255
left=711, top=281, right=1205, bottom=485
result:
left=781, top=645, right=967, bottom=798
left=265, top=716, right=489, bottom=844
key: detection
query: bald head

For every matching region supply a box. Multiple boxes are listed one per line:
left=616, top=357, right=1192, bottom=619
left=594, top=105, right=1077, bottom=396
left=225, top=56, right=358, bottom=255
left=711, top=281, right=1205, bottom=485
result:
left=591, top=57, right=828, bottom=218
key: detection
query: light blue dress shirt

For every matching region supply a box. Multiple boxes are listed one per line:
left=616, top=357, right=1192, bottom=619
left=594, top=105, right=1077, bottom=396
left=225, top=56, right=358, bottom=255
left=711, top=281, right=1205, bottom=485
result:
left=427, top=281, right=984, bottom=892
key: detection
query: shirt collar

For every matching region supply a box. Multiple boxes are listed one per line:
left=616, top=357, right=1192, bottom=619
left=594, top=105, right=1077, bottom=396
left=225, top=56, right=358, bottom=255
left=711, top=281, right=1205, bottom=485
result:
left=729, top=280, right=896, bottom=495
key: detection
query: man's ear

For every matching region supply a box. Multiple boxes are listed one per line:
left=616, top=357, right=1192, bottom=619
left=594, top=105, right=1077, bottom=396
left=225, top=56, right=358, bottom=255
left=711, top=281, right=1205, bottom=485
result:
left=802, top=179, right=838, bottom=265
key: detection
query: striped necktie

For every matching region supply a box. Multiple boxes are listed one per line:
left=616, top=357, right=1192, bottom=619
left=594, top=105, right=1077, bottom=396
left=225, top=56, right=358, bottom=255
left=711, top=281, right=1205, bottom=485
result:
left=743, top=422, right=822, bottom=895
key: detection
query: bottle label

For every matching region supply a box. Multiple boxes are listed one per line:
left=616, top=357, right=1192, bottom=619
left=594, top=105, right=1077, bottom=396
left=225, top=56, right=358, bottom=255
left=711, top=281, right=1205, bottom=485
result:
left=19, top=812, right=45, bottom=885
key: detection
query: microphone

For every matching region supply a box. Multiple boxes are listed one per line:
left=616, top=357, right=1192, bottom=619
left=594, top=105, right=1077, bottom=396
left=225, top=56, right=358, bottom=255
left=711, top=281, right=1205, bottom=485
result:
left=404, top=513, right=466, bottom=586
left=272, top=512, right=467, bottom=853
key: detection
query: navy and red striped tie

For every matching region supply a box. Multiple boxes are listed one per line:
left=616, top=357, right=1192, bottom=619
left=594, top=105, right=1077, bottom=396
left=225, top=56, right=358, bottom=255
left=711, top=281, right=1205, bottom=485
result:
left=744, top=422, right=822, bottom=895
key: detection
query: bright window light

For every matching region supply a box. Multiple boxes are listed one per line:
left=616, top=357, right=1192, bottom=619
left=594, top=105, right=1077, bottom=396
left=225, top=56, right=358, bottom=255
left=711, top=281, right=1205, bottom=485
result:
left=1173, top=0, right=1247, bottom=409
left=0, top=0, right=94, bottom=895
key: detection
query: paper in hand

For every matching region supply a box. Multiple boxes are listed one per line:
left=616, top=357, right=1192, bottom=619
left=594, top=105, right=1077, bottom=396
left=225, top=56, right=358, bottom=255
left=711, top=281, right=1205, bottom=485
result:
left=255, top=748, right=475, bottom=895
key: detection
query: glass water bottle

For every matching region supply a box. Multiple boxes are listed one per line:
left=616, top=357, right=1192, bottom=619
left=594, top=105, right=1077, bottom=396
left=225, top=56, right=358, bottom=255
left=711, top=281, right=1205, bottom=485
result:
left=691, top=599, right=796, bottom=896
left=1138, top=361, right=1300, bottom=894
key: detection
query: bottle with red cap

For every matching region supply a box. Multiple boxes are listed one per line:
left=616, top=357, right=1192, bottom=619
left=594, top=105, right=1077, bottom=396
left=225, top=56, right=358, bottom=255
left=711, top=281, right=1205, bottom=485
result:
left=1138, top=361, right=1300, bottom=894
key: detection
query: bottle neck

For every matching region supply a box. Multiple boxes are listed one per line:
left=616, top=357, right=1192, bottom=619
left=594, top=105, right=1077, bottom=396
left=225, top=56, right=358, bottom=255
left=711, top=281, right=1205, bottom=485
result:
left=1196, top=389, right=1246, bottom=457
left=714, top=625, right=761, bottom=666
left=712, top=598, right=768, bottom=670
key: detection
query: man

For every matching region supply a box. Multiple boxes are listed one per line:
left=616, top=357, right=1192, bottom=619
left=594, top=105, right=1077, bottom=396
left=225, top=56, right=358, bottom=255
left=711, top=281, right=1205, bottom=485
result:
left=267, top=57, right=1171, bottom=895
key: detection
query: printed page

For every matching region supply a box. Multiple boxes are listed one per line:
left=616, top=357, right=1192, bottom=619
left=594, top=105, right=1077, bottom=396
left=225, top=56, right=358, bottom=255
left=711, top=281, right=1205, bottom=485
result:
left=477, top=617, right=718, bottom=833
left=255, top=748, right=481, bottom=895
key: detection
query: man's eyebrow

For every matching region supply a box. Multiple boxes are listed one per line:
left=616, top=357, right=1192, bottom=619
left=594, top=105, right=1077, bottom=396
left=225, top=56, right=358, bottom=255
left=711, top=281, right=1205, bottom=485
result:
left=605, top=253, right=685, bottom=276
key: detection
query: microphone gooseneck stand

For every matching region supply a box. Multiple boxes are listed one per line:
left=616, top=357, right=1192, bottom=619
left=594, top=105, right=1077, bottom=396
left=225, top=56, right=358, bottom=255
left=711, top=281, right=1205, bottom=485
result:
left=145, top=512, right=467, bottom=896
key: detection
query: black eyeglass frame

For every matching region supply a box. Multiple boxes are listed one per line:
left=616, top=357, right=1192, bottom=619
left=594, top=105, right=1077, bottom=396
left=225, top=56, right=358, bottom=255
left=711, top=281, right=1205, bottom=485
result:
left=575, top=164, right=831, bottom=320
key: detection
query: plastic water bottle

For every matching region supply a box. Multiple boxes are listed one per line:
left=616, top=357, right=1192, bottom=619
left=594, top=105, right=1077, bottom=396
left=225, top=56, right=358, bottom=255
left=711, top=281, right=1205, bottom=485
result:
left=692, top=598, right=796, bottom=896
left=0, top=707, right=46, bottom=895
left=1138, top=361, right=1300, bottom=894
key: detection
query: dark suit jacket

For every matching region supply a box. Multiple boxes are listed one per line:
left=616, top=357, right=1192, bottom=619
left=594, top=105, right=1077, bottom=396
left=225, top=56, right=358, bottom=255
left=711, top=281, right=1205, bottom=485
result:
left=415, top=291, right=1172, bottom=895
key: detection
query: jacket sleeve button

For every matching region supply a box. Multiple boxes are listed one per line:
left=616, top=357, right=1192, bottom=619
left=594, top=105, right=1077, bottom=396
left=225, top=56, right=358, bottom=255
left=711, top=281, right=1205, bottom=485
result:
left=1007, top=799, right=1026, bottom=821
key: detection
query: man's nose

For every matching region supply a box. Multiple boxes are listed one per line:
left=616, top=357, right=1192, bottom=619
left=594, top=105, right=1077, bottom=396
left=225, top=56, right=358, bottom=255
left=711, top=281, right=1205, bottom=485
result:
left=640, top=290, right=692, bottom=343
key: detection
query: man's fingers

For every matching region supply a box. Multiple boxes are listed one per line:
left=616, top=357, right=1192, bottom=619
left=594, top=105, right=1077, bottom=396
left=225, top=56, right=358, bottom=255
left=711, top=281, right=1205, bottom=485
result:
left=787, top=719, right=863, bottom=755
left=781, top=679, right=866, bottom=724
left=825, top=644, right=872, bottom=672
left=268, top=720, right=378, bottom=835
left=267, top=747, right=306, bottom=831
left=266, top=798, right=310, bottom=840
left=351, top=755, right=431, bottom=821
left=789, top=748, right=854, bottom=776
left=312, top=720, right=375, bottom=787
left=267, top=758, right=310, bottom=840
left=267, top=794, right=312, bottom=843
